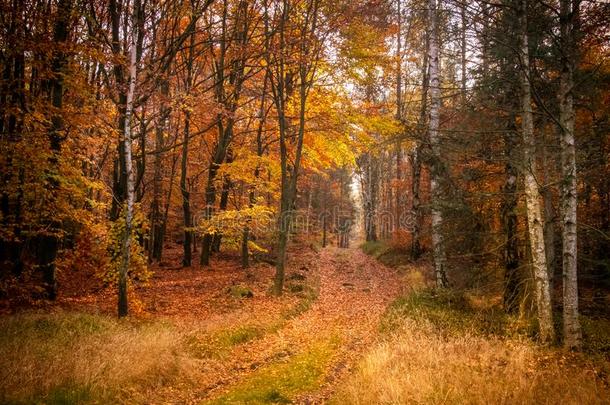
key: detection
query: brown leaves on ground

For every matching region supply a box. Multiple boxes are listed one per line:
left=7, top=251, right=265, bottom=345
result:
left=42, top=243, right=406, bottom=403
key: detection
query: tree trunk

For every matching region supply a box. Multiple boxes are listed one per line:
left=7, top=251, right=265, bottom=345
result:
left=118, top=0, right=139, bottom=318
left=541, top=137, right=557, bottom=289
left=517, top=0, right=554, bottom=343
left=410, top=147, right=422, bottom=258
left=559, top=0, right=582, bottom=349
left=181, top=108, right=192, bottom=267
left=411, top=18, right=429, bottom=260
left=39, top=0, right=73, bottom=300
left=503, top=117, right=521, bottom=313
left=427, top=0, right=448, bottom=288
left=270, top=0, right=320, bottom=295
left=109, top=0, right=128, bottom=222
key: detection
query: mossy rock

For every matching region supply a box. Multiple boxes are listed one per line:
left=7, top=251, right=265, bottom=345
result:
left=228, top=285, right=254, bottom=298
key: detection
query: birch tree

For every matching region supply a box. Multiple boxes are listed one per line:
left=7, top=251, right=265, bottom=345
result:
left=427, top=0, right=447, bottom=288
left=118, top=0, right=140, bottom=318
left=516, top=0, right=554, bottom=342
left=559, top=0, right=582, bottom=349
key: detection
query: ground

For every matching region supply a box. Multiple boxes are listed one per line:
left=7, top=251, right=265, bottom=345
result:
left=0, top=243, right=406, bottom=403
left=1, top=242, right=609, bottom=404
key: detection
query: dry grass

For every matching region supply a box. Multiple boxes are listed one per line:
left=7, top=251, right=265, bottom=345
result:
left=334, top=318, right=609, bottom=404
left=334, top=264, right=610, bottom=405
left=0, top=311, right=200, bottom=403
left=338, top=251, right=610, bottom=404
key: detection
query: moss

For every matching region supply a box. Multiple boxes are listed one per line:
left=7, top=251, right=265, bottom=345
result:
left=288, top=273, right=306, bottom=281
left=206, top=338, right=339, bottom=404
left=288, top=283, right=304, bottom=293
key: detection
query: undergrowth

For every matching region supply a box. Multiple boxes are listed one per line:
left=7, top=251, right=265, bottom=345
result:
left=360, top=240, right=413, bottom=269
left=0, top=264, right=322, bottom=403
left=339, top=244, right=610, bottom=404
left=206, top=337, right=339, bottom=404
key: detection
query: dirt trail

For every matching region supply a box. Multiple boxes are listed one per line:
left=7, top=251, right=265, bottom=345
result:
left=197, top=246, right=405, bottom=403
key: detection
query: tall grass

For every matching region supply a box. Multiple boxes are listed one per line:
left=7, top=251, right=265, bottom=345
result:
left=0, top=273, right=321, bottom=404
left=334, top=287, right=610, bottom=405
left=0, top=312, right=200, bottom=403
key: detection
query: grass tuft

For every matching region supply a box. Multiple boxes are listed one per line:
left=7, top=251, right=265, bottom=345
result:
left=207, top=337, right=339, bottom=404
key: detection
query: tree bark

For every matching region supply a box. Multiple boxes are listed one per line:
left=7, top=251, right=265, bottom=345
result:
left=410, top=24, right=429, bottom=259
left=150, top=79, right=169, bottom=262
left=502, top=117, right=521, bottom=313
left=427, top=0, right=448, bottom=288
left=39, top=0, right=73, bottom=300
left=517, top=0, right=554, bottom=343
left=559, top=0, right=582, bottom=349
left=118, top=0, right=139, bottom=318
left=181, top=110, right=192, bottom=266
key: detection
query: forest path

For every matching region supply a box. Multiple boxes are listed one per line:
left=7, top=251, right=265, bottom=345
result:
left=197, top=246, right=406, bottom=403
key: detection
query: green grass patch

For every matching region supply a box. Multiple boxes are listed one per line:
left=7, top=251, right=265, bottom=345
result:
left=185, top=325, right=266, bottom=359
left=360, top=241, right=388, bottom=258
left=381, top=288, right=519, bottom=338
left=360, top=240, right=411, bottom=268
left=206, top=337, right=339, bottom=404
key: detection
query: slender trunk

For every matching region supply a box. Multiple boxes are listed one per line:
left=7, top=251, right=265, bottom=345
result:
left=395, top=0, right=402, bottom=233
left=460, top=2, right=467, bottom=105
left=411, top=23, right=429, bottom=259
left=410, top=147, right=422, bottom=258
left=427, top=0, right=447, bottom=288
left=110, top=0, right=127, bottom=222
left=322, top=214, right=327, bottom=247
left=118, top=0, right=139, bottom=318
left=242, top=72, right=268, bottom=268
left=39, top=0, right=73, bottom=300
left=559, top=0, right=581, bottom=349
left=150, top=76, right=171, bottom=261
left=181, top=108, right=192, bottom=267
left=271, top=0, right=319, bottom=295
left=517, top=0, right=554, bottom=342
left=541, top=136, right=557, bottom=289
left=503, top=117, right=521, bottom=313
left=212, top=180, right=231, bottom=253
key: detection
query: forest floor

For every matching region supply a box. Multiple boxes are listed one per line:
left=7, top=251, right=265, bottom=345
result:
left=1, top=241, right=610, bottom=404
left=0, top=242, right=407, bottom=404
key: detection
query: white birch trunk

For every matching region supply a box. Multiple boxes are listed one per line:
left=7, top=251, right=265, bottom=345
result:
left=118, top=5, right=138, bottom=317
left=559, top=0, right=582, bottom=349
left=427, top=0, right=447, bottom=288
left=517, top=0, right=554, bottom=342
